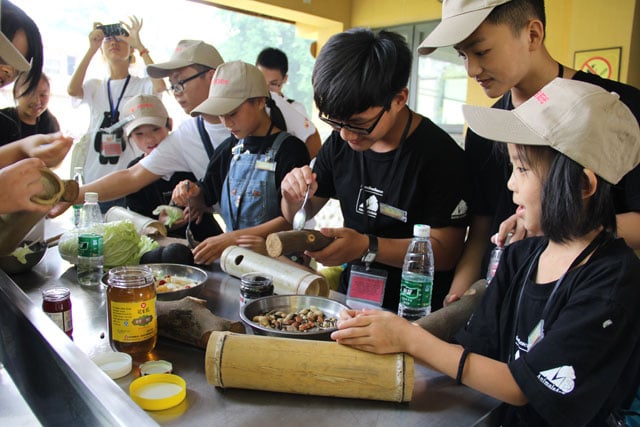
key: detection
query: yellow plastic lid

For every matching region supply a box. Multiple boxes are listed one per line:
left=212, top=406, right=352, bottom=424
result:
left=91, top=352, right=132, bottom=379
left=129, top=373, right=186, bottom=411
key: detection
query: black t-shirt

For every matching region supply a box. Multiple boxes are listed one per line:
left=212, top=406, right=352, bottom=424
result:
left=126, top=155, right=223, bottom=241
left=200, top=131, right=309, bottom=209
left=314, top=114, right=468, bottom=311
left=0, top=107, right=60, bottom=146
left=465, top=71, right=640, bottom=274
left=456, top=235, right=640, bottom=426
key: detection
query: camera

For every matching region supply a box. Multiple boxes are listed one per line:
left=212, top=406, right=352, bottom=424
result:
left=97, top=23, right=129, bottom=38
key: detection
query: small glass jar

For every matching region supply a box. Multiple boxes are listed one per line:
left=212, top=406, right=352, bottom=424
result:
left=240, top=273, right=274, bottom=306
left=42, top=287, right=73, bottom=337
left=107, top=265, right=157, bottom=355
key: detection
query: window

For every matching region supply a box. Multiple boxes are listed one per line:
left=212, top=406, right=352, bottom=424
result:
left=379, top=22, right=467, bottom=145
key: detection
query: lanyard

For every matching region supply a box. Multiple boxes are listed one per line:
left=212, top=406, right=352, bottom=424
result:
left=358, top=106, right=413, bottom=232
left=509, top=229, right=609, bottom=361
left=107, top=75, right=131, bottom=118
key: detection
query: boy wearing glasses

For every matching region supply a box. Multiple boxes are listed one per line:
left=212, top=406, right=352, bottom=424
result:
left=281, top=28, right=468, bottom=312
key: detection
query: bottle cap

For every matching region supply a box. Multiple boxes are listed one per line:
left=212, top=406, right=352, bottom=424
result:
left=91, top=351, right=132, bottom=379
left=413, top=224, right=430, bottom=238
left=140, top=360, right=173, bottom=376
left=129, top=373, right=186, bottom=411
left=85, top=192, right=99, bottom=203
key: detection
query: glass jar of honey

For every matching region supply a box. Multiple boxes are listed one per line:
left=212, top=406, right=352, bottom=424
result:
left=42, top=287, right=73, bottom=337
left=107, top=265, right=157, bottom=355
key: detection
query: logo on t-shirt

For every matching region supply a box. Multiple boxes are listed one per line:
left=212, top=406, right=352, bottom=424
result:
left=537, top=366, right=576, bottom=395
left=356, top=185, right=382, bottom=219
left=450, top=199, right=468, bottom=220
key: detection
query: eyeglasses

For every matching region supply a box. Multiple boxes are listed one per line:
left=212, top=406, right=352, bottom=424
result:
left=169, top=69, right=208, bottom=94
left=318, top=107, right=386, bottom=136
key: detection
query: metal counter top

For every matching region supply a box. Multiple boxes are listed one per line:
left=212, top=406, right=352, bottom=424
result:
left=6, top=245, right=498, bottom=426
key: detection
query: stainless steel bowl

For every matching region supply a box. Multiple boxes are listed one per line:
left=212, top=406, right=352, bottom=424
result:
left=102, top=263, right=207, bottom=300
left=0, top=241, right=47, bottom=275
left=240, top=295, right=350, bottom=341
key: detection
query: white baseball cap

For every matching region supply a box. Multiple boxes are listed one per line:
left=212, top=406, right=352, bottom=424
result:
left=462, top=78, right=640, bottom=184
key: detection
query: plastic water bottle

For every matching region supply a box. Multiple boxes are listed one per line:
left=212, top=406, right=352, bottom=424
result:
left=485, top=232, right=513, bottom=285
left=72, top=167, right=84, bottom=228
left=398, top=224, right=434, bottom=320
left=77, top=192, right=104, bottom=287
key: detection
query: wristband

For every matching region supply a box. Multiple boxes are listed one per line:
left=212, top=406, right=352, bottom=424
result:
left=138, top=48, right=149, bottom=56
left=456, top=349, right=470, bottom=385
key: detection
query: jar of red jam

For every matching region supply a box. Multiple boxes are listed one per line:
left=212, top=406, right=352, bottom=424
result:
left=42, top=287, right=73, bottom=337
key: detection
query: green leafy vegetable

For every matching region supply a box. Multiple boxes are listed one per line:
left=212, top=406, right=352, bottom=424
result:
left=152, top=205, right=183, bottom=228
left=59, top=220, right=160, bottom=267
left=11, top=244, right=34, bottom=264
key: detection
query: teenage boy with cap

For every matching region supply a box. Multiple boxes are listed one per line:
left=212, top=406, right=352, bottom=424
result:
left=122, top=94, right=223, bottom=240
left=417, top=0, right=640, bottom=303
left=171, top=61, right=309, bottom=264
left=280, top=28, right=468, bottom=312
left=333, top=77, right=640, bottom=427
left=50, top=40, right=228, bottom=221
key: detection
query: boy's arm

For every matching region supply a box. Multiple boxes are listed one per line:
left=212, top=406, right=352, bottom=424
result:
left=616, top=211, right=640, bottom=249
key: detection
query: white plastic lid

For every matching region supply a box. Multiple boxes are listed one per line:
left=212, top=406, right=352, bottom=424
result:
left=92, top=351, right=132, bottom=379
left=85, top=192, right=99, bottom=203
left=413, top=224, right=430, bottom=238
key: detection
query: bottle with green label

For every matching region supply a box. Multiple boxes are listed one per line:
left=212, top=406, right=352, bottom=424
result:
left=398, top=224, right=434, bottom=321
left=77, top=192, right=103, bottom=287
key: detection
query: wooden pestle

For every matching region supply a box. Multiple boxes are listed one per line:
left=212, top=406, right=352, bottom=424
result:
left=157, top=296, right=245, bottom=349
left=266, top=229, right=334, bottom=258
left=414, top=279, right=487, bottom=342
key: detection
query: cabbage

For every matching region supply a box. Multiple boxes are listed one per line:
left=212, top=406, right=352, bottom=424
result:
left=11, top=244, right=34, bottom=264
left=152, top=205, right=183, bottom=228
left=58, top=220, right=159, bottom=267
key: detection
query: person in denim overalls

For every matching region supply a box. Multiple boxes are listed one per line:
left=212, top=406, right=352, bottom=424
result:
left=171, top=61, right=310, bottom=264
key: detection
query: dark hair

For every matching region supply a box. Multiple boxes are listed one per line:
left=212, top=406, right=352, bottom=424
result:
left=312, top=28, right=411, bottom=120
left=264, top=96, right=286, bottom=131
left=1, top=0, right=43, bottom=96
left=256, top=47, right=288, bottom=76
left=487, top=0, right=546, bottom=35
left=13, top=71, right=49, bottom=99
left=515, top=145, right=616, bottom=243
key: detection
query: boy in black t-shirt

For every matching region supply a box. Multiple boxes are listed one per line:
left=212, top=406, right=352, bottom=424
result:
left=418, top=0, right=640, bottom=303
left=280, top=29, right=468, bottom=312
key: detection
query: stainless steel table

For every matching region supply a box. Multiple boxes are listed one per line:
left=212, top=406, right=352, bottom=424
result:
left=2, top=245, right=498, bottom=426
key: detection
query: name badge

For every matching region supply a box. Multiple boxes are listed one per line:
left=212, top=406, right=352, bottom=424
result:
left=100, top=133, right=123, bottom=157
left=347, top=264, right=387, bottom=307
left=379, top=203, right=407, bottom=222
left=255, top=160, right=276, bottom=171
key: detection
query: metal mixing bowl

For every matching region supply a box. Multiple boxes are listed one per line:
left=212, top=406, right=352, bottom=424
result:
left=102, top=263, right=208, bottom=300
left=240, top=295, right=350, bottom=340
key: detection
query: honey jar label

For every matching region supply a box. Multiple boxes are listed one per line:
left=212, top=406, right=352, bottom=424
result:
left=109, top=298, right=157, bottom=342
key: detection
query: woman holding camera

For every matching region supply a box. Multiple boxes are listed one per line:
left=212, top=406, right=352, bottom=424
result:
left=68, top=16, right=165, bottom=212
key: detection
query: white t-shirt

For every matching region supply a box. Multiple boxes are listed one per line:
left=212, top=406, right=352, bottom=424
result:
left=272, top=92, right=309, bottom=118
left=74, top=76, right=154, bottom=183
left=270, top=91, right=316, bottom=143
left=140, top=117, right=229, bottom=181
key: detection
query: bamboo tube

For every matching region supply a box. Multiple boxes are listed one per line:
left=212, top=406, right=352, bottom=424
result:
left=205, top=332, right=414, bottom=402
left=220, top=246, right=330, bottom=297
left=265, top=230, right=333, bottom=258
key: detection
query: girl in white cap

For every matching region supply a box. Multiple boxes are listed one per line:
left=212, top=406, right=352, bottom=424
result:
left=332, top=79, right=640, bottom=426
left=171, top=61, right=309, bottom=264
left=67, top=16, right=165, bottom=212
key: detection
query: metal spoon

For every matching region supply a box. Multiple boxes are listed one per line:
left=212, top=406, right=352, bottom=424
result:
left=185, top=182, right=198, bottom=249
left=292, top=158, right=316, bottom=231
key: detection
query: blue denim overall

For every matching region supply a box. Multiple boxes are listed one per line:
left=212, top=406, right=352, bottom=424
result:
left=221, top=132, right=289, bottom=231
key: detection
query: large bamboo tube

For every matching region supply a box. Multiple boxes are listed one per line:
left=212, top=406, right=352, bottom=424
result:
left=205, top=331, right=414, bottom=402
left=220, top=245, right=330, bottom=297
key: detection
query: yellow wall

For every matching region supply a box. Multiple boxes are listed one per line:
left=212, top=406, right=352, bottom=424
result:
left=205, top=0, right=640, bottom=96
